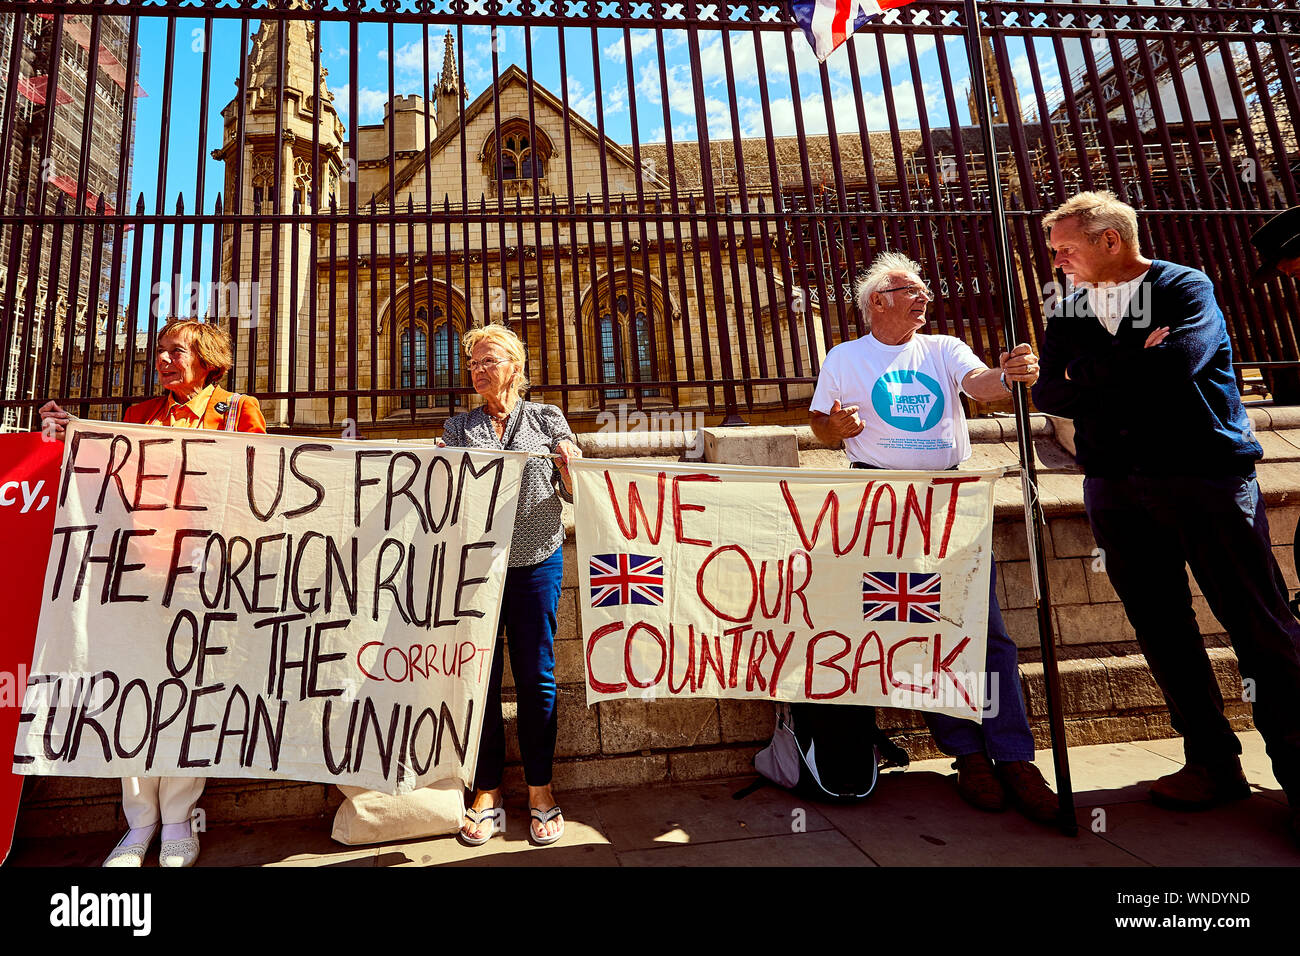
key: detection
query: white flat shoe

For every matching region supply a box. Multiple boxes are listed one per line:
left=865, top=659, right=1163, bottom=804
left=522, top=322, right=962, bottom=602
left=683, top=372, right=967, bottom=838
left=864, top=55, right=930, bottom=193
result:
left=103, top=826, right=156, bottom=868
left=159, top=834, right=200, bottom=868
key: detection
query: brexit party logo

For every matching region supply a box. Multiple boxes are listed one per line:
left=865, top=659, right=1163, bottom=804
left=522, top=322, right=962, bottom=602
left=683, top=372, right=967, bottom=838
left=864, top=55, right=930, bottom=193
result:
left=871, top=370, right=945, bottom=432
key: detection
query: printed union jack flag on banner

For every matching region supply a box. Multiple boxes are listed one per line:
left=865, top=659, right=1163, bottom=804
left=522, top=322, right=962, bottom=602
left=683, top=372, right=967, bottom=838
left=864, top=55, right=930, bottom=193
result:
left=590, top=553, right=666, bottom=608
left=862, top=571, right=942, bottom=624
left=791, top=0, right=918, bottom=62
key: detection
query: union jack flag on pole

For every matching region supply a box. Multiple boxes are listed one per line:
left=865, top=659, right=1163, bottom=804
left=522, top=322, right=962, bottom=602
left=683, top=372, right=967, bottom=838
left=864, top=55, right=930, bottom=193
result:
left=791, top=0, right=919, bottom=62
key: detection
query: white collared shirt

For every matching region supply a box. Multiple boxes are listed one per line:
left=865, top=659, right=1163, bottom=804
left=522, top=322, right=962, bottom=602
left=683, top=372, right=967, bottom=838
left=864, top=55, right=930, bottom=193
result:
left=1086, top=270, right=1150, bottom=335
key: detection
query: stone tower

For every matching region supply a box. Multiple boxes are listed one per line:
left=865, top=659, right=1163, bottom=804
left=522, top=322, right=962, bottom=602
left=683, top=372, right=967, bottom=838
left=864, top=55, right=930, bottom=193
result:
left=435, top=30, right=465, bottom=131
left=967, top=34, right=1021, bottom=125
left=213, top=1, right=345, bottom=425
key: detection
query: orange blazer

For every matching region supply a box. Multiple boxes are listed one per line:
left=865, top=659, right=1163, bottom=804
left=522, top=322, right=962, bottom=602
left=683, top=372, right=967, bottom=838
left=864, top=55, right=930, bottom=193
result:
left=123, top=385, right=267, bottom=434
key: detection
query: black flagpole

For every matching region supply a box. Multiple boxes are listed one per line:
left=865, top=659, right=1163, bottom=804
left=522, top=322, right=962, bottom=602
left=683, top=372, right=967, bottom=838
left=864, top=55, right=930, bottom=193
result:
left=960, top=0, right=1077, bottom=835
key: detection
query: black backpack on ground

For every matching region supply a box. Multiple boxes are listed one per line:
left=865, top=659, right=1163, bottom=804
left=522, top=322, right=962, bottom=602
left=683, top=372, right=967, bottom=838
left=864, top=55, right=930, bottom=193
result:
left=752, top=701, right=910, bottom=804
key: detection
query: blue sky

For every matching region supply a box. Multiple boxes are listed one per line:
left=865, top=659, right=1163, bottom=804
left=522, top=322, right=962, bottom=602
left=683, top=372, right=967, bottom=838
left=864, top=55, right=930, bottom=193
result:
left=125, top=14, right=1066, bottom=210
left=109, top=13, right=1063, bottom=326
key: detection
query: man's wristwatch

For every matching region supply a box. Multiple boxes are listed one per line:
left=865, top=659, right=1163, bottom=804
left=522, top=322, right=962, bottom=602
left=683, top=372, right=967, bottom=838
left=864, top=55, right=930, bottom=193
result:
left=999, top=371, right=1013, bottom=393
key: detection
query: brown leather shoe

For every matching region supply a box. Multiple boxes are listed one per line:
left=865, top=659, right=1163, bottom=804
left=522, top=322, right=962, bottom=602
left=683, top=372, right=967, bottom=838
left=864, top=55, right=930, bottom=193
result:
left=997, top=760, right=1061, bottom=826
left=954, top=752, right=1006, bottom=812
left=1149, top=760, right=1250, bottom=810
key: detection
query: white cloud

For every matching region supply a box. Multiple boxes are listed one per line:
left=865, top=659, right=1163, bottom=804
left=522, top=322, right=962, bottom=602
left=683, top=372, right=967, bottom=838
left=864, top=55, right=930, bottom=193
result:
left=636, top=62, right=663, bottom=102
left=1009, top=53, right=1039, bottom=121
left=366, top=38, right=460, bottom=96
left=606, top=84, right=627, bottom=115
left=460, top=28, right=522, bottom=91
left=394, top=40, right=430, bottom=76
left=567, top=78, right=598, bottom=120
left=464, top=39, right=493, bottom=87
left=696, top=31, right=810, bottom=88
left=819, top=31, right=938, bottom=85
left=602, top=30, right=660, bottom=64
left=689, top=28, right=926, bottom=94
left=765, top=81, right=920, bottom=138
left=334, top=83, right=389, bottom=125
left=633, top=61, right=731, bottom=138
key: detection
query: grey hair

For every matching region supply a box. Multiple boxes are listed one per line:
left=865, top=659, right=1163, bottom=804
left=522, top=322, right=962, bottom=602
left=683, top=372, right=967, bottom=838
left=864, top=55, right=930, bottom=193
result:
left=855, top=251, right=925, bottom=322
left=1042, top=190, right=1140, bottom=250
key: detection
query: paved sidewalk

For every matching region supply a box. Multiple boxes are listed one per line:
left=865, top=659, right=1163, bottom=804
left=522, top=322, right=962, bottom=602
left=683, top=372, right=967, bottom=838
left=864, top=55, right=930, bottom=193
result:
left=10, top=731, right=1296, bottom=867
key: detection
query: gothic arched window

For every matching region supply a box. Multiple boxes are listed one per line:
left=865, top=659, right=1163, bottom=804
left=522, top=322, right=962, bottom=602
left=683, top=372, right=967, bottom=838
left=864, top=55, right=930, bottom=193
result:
left=586, top=277, right=665, bottom=401
left=251, top=155, right=274, bottom=210
left=400, top=319, right=429, bottom=410
left=430, top=310, right=462, bottom=408
left=293, top=157, right=312, bottom=210
left=598, top=311, right=621, bottom=398
left=400, top=305, right=464, bottom=410
left=482, top=120, right=554, bottom=197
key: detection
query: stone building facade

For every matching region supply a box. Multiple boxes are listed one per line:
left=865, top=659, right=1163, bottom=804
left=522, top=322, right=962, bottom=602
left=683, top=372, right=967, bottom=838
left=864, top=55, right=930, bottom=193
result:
left=208, top=24, right=899, bottom=433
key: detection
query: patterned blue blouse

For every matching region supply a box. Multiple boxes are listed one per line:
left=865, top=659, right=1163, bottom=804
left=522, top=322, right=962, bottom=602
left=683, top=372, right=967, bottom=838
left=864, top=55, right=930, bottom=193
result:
left=441, top=400, right=575, bottom=567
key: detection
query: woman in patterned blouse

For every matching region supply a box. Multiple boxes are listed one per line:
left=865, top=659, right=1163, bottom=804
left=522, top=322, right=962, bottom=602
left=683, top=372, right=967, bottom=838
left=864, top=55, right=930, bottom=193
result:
left=441, top=323, right=581, bottom=847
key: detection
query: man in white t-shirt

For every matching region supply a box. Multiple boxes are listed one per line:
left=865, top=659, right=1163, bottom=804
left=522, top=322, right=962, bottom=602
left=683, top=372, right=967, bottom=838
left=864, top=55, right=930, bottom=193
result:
left=809, top=251, right=1059, bottom=825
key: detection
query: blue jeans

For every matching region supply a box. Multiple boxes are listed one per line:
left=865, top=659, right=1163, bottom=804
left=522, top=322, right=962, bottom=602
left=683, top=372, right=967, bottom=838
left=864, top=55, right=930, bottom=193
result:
left=1084, top=473, right=1300, bottom=801
left=474, top=547, right=564, bottom=791
left=850, top=463, right=1035, bottom=762
left=922, top=563, right=1037, bottom=762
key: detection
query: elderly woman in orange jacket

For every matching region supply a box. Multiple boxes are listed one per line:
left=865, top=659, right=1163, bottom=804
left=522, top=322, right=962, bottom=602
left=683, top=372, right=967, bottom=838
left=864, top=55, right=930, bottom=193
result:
left=40, top=318, right=265, bottom=867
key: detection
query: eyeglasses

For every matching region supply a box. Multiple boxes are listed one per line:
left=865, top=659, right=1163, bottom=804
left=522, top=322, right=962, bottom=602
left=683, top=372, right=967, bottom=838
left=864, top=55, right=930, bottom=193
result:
left=467, top=357, right=508, bottom=373
left=879, top=284, right=933, bottom=300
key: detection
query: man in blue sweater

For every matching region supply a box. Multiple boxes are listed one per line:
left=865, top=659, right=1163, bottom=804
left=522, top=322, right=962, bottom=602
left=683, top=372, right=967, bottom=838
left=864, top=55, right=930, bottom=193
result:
left=1031, top=191, right=1300, bottom=847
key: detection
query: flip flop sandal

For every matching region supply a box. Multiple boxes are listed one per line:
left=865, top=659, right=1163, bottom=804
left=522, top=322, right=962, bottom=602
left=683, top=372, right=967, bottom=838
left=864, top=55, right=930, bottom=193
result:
left=529, top=806, right=564, bottom=846
left=458, top=806, right=501, bottom=847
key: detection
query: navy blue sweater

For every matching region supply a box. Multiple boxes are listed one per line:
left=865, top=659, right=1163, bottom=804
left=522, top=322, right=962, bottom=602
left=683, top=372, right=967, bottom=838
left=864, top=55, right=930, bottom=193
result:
left=1030, top=260, right=1261, bottom=478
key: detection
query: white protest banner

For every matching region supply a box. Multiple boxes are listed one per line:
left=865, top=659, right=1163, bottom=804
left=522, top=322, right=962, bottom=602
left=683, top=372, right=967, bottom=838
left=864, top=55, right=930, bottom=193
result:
left=13, top=420, right=524, bottom=793
left=573, top=460, right=1005, bottom=719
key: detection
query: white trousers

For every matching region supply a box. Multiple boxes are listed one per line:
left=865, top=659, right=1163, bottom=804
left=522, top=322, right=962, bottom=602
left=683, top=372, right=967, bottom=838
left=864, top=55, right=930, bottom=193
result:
left=120, top=776, right=206, bottom=828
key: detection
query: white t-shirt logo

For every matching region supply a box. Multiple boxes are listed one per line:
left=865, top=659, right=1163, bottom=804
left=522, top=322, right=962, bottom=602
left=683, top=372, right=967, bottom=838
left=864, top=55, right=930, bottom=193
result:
left=871, top=369, right=946, bottom=432
left=809, top=333, right=985, bottom=470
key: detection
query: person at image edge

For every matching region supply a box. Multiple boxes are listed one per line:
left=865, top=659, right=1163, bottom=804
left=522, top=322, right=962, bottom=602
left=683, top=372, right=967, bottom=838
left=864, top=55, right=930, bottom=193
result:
left=1032, top=190, right=1300, bottom=849
left=39, top=317, right=267, bottom=868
